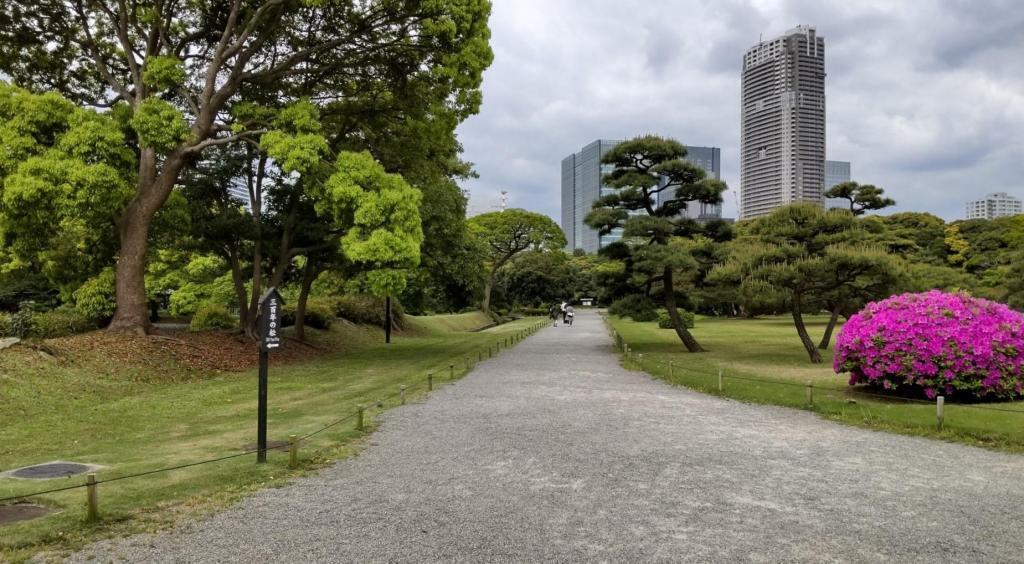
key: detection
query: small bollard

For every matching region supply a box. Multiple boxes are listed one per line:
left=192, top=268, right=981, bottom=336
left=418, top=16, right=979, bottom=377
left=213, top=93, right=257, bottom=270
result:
left=86, top=473, right=99, bottom=522
left=805, top=380, right=813, bottom=406
left=669, top=361, right=674, bottom=379
left=428, top=373, right=434, bottom=391
left=478, top=351, right=482, bottom=362
left=718, top=369, right=723, bottom=392
left=376, top=399, right=384, bottom=408
left=638, top=353, right=644, bottom=368
left=289, top=434, right=298, bottom=468
left=450, top=364, right=455, bottom=380
left=356, top=404, right=365, bottom=431
left=488, top=346, right=492, bottom=358
left=400, top=385, right=407, bottom=405
left=936, top=396, right=945, bottom=431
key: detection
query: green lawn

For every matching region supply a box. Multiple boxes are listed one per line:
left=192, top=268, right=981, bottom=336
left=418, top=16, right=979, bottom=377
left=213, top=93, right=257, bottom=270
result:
left=0, top=314, right=543, bottom=561
left=606, top=314, right=1024, bottom=453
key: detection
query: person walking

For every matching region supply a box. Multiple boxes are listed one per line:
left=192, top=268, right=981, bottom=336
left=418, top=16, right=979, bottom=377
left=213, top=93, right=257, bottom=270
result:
left=549, top=303, right=560, bottom=327
left=565, top=304, right=575, bottom=326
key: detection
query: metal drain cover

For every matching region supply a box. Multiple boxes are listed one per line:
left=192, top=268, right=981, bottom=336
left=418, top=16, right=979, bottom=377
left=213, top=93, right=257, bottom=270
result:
left=2, top=461, right=104, bottom=480
left=0, top=503, right=50, bottom=525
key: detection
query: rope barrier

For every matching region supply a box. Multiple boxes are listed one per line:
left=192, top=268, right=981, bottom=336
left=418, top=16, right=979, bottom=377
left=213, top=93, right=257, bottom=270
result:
left=1, top=320, right=546, bottom=506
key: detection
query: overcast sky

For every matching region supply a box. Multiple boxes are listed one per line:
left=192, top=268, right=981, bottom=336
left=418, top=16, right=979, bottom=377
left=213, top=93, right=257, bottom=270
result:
left=456, top=0, right=1024, bottom=222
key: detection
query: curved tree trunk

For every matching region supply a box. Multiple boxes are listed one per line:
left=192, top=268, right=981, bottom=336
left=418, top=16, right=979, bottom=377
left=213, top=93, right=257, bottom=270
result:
left=109, top=150, right=185, bottom=334
left=663, top=267, right=705, bottom=353
left=481, top=276, right=494, bottom=313
left=818, top=306, right=841, bottom=349
left=293, top=258, right=318, bottom=342
left=792, top=293, right=823, bottom=363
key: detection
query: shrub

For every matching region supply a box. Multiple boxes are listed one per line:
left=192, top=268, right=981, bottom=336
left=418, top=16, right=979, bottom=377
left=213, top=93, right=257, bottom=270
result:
left=5, top=302, right=36, bottom=338
left=608, top=295, right=658, bottom=322
left=657, top=309, right=695, bottom=329
left=189, top=303, right=237, bottom=331
left=0, top=312, right=10, bottom=337
left=834, top=291, right=1024, bottom=400
left=334, top=294, right=405, bottom=328
left=30, top=308, right=96, bottom=338
left=73, top=269, right=117, bottom=323
left=281, top=298, right=334, bottom=330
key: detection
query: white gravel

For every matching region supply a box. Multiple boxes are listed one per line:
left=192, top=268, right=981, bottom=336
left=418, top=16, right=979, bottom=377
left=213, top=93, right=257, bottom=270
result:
left=66, top=310, right=1024, bottom=562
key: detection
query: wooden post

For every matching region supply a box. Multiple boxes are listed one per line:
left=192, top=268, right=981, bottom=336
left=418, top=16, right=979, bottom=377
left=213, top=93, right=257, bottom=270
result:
left=450, top=364, right=455, bottom=380
left=356, top=404, right=365, bottom=431
left=638, top=353, right=643, bottom=369
left=385, top=295, right=392, bottom=344
left=428, top=373, right=433, bottom=391
left=478, top=351, right=482, bottom=362
left=289, top=434, right=298, bottom=468
left=805, top=380, right=813, bottom=406
left=669, top=361, right=674, bottom=379
left=718, top=369, right=723, bottom=392
left=86, top=473, right=98, bottom=522
left=936, top=396, right=945, bottom=431
left=400, top=385, right=407, bottom=405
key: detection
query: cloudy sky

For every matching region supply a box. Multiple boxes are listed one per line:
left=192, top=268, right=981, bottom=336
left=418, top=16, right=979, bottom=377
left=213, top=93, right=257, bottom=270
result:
left=456, top=0, right=1024, bottom=222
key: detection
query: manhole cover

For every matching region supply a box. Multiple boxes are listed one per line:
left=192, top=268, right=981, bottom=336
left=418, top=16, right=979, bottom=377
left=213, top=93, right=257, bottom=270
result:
left=9, top=462, right=94, bottom=479
left=0, top=503, right=50, bottom=525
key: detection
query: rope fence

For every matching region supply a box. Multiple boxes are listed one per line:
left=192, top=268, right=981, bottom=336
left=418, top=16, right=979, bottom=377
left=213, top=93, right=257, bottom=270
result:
left=606, top=324, right=1024, bottom=434
left=0, top=319, right=549, bottom=518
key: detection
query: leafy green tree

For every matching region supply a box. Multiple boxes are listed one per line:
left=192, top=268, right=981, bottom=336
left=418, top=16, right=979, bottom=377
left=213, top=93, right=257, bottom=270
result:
left=742, top=204, right=899, bottom=363
left=0, top=0, right=492, bottom=333
left=824, top=181, right=896, bottom=215
left=880, top=212, right=949, bottom=265
left=0, top=82, right=133, bottom=299
left=468, top=209, right=565, bottom=313
left=585, top=135, right=728, bottom=352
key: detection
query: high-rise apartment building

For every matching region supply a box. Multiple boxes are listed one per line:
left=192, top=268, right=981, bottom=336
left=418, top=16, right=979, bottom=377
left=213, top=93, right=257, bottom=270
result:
left=561, top=139, right=721, bottom=253
left=965, top=192, right=1022, bottom=220
left=824, top=160, right=851, bottom=209
left=740, top=25, right=826, bottom=218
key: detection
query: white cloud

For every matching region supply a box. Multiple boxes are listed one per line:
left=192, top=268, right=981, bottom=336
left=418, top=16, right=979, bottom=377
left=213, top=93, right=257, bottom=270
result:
left=457, top=0, right=1024, bottom=221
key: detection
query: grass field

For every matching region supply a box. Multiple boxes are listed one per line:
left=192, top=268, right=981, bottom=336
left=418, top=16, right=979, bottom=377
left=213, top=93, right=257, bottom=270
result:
left=606, top=314, right=1024, bottom=454
left=0, top=313, right=542, bottom=562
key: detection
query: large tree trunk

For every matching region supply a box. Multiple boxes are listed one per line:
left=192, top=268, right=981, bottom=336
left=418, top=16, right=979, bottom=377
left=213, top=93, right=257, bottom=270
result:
left=481, top=275, right=494, bottom=313
left=818, top=305, right=841, bottom=350
left=227, top=248, right=249, bottom=330
left=792, top=293, right=823, bottom=363
left=293, top=258, right=318, bottom=342
left=663, top=266, right=705, bottom=353
left=109, top=150, right=186, bottom=333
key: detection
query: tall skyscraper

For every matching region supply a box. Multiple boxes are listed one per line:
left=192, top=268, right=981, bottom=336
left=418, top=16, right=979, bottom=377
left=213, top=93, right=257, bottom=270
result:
left=824, top=160, right=851, bottom=209
left=561, top=139, right=721, bottom=253
left=740, top=25, right=826, bottom=218
left=965, top=192, right=1022, bottom=220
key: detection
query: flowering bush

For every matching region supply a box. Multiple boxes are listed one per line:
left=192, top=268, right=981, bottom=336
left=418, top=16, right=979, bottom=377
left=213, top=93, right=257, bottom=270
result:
left=834, top=291, right=1024, bottom=399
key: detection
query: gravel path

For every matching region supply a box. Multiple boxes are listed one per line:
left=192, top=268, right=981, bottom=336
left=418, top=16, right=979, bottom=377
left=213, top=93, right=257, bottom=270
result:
left=69, top=310, right=1024, bottom=563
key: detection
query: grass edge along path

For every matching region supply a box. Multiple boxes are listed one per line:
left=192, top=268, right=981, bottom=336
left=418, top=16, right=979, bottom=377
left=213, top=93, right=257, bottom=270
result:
left=0, top=316, right=546, bottom=563
left=604, top=314, right=1024, bottom=455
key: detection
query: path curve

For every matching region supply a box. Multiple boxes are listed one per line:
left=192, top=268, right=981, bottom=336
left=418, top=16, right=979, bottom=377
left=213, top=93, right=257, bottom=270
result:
left=69, top=311, right=1024, bottom=562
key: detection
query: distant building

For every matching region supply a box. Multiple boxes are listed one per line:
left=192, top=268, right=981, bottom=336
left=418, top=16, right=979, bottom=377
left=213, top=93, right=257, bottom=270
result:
left=560, top=139, right=722, bottom=253
left=227, top=184, right=252, bottom=212
left=740, top=25, right=826, bottom=218
left=965, top=192, right=1022, bottom=220
left=824, top=160, right=851, bottom=209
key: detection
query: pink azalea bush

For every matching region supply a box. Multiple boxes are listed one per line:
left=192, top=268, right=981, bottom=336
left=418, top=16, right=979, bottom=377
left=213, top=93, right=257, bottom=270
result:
left=834, top=291, right=1024, bottom=399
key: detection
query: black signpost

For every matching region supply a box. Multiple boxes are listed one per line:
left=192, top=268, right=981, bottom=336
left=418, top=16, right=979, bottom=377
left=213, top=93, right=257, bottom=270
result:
left=257, top=287, right=284, bottom=463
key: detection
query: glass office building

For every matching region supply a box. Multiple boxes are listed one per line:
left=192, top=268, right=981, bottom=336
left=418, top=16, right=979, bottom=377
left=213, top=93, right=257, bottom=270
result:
left=561, top=140, right=722, bottom=253
left=824, top=160, right=851, bottom=209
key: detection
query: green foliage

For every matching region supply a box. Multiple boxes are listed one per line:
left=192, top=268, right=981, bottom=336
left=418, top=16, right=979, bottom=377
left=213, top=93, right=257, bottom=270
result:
left=316, top=151, right=425, bottom=297
left=169, top=272, right=238, bottom=317
left=468, top=209, right=566, bottom=266
left=281, top=298, right=335, bottom=330
left=333, top=294, right=405, bottom=328
left=142, top=56, right=186, bottom=92
left=824, top=181, right=896, bottom=215
left=7, top=302, right=36, bottom=338
left=658, top=309, right=695, bottom=329
left=189, top=303, right=236, bottom=331
left=30, top=307, right=95, bottom=338
left=0, top=83, right=133, bottom=295
left=130, top=97, right=189, bottom=151
left=72, top=268, right=116, bottom=322
left=608, top=294, right=659, bottom=322
left=0, top=312, right=9, bottom=337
